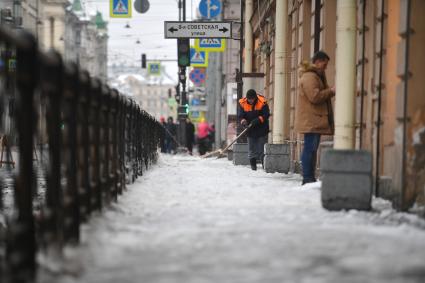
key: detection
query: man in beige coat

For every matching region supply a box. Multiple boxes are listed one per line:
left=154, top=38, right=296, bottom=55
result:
left=295, top=51, right=335, bottom=185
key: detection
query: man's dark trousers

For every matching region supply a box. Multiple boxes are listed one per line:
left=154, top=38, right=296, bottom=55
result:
left=301, top=133, right=321, bottom=183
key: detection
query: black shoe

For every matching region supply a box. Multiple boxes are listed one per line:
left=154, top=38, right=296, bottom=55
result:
left=302, top=179, right=316, bottom=185
left=250, top=158, right=257, bottom=171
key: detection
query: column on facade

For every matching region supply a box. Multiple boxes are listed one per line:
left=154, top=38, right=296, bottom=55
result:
left=334, top=0, right=357, bottom=149
left=272, top=0, right=288, bottom=144
left=244, top=0, right=254, bottom=75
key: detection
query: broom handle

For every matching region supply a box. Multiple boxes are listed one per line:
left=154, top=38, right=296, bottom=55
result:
left=220, top=124, right=251, bottom=154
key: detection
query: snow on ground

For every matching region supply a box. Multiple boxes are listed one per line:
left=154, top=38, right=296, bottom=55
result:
left=39, top=154, right=425, bottom=283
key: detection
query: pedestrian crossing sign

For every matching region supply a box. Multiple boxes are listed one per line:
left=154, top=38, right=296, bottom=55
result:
left=110, top=0, right=132, bottom=18
left=148, top=62, right=161, bottom=76
left=190, top=47, right=209, bottom=67
left=194, top=38, right=226, bottom=52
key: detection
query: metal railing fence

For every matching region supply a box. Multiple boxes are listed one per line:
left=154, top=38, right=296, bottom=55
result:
left=0, top=27, right=161, bottom=282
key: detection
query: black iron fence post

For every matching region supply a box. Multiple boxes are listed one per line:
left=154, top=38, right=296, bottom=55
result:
left=100, top=84, right=111, bottom=204
left=5, top=30, right=38, bottom=282
left=90, top=78, right=102, bottom=211
left=110, top=89, right=119, bottom=201
left=78, top=71, right=92, bottom=219
left=131, top=103, right=137, bottom=182
left=125, top=100, right=133, bottom=183
left=118, top=96, right=126, bottom=194
left=136, top=107, right=143, bottom=177
left=40, top=50, right=64, bottom=250
left=62, top=63, right=80, bottom=243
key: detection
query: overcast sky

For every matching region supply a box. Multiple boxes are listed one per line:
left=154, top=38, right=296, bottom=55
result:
left=82, top=0, right=199, bottom=81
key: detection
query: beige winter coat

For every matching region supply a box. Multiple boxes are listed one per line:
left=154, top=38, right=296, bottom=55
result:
left=295, top=62, right=335, bottom=135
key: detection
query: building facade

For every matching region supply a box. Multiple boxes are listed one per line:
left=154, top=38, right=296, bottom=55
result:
left=242, top=0, right=424, bottom=210
left=121, top=77, right=177, bottom=121
left=20, top=0, right=68, bottom=54
left=64, top=0, right=108, bottom=82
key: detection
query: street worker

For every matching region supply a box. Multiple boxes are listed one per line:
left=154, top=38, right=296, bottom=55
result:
left=238, top=89, right=270, bottom=171
left=295, top=50, right=335, bottom=185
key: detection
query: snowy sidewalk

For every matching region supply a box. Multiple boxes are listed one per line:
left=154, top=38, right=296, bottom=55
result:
left=42, top=154, right=425, bottom=283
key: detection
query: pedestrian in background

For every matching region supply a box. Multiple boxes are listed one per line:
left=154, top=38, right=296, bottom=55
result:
left=164, top=116, right=177, bottom=154
left=197, top=118, right=213, bottom=156
left=159, top=116, right=166, bottom=153
left=208, top=123, right=215, bottom=151
left=295, top=50, right=335, bottom=185
left=185, top=118, right=195, bottom=155
left=238, top=89, right=270, bottom=171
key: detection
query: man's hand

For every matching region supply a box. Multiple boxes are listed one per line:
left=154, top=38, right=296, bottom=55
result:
left=250, top=118, right=260, bottom=126
left=241, top=119, right=248, bottom=126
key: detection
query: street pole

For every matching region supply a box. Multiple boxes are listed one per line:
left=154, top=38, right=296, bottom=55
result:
left=177, top=0, right=187, bottom=148
left=181, top=0, right=187, bottom=105
left=214, top=3, right=224, bottom=150
left=236, top=0, right=244, bottom=137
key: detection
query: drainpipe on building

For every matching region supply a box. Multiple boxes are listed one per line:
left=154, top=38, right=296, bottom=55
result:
left=321, top=0, right=373, bottom=211
left=263, top=0, right=290, bottom=174
left=400, top=0, right=411, bottom=211
left=233, top=0, right=254, bottom=165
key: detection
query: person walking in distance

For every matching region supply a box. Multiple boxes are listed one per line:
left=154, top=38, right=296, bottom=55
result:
left=185, top=118, right=195, bottom=155
left=238, top=89, right=270, bottom=171
left=164, top=116, right=177, bottom=154
left=197, top=118, right=213, bottom=156
left=295, top=51, right=335, bottom=185
left=159, top=116, right=167, bottom=153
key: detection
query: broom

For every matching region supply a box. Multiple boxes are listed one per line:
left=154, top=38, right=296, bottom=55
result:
left=201, top=124, right=252, bottom=159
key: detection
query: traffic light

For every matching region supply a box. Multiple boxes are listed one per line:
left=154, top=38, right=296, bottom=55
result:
left=174, top=84, right=180, bottom=103
left=177, top=105, right=189, bottom=119
left=177, top=38, right=190, bottom=67
left=141, top=53, right=146, bottom=68
left=179, top=66, right=186, bottom=84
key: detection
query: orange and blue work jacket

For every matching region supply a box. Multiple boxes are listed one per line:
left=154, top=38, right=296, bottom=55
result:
left=238, top=94, right=270, bottom=138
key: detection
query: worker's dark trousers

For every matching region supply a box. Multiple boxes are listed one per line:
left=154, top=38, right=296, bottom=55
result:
left=247, top=136, right=267, bottom=161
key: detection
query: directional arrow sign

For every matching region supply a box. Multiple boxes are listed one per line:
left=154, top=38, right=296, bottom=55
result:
left=199, top=0, right=222, bottom=19
left=164, top=21, right=232, bottom=39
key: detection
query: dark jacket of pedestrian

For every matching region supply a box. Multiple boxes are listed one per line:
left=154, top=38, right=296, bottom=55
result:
left=164, top=117, right=177, bottom=153
left=238, top=93, right=270, bottom=138
left=186, top=120, right=195, bottom=146
left=295, top=61, right=334, bottom=135
left=160, top=121, right=167, bottom=153
left=165, top=121, right=177, bottom=140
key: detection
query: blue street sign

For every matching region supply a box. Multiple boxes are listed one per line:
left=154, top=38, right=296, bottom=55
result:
left=191, top=98, right=201, bottom=106
left=190, top=48, right=208, bottom=67
left=110, top=0, right=132, bottom=18
left=148, top=62, right=161, bottom=76
left=199, top=0, right=221, bottom=19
